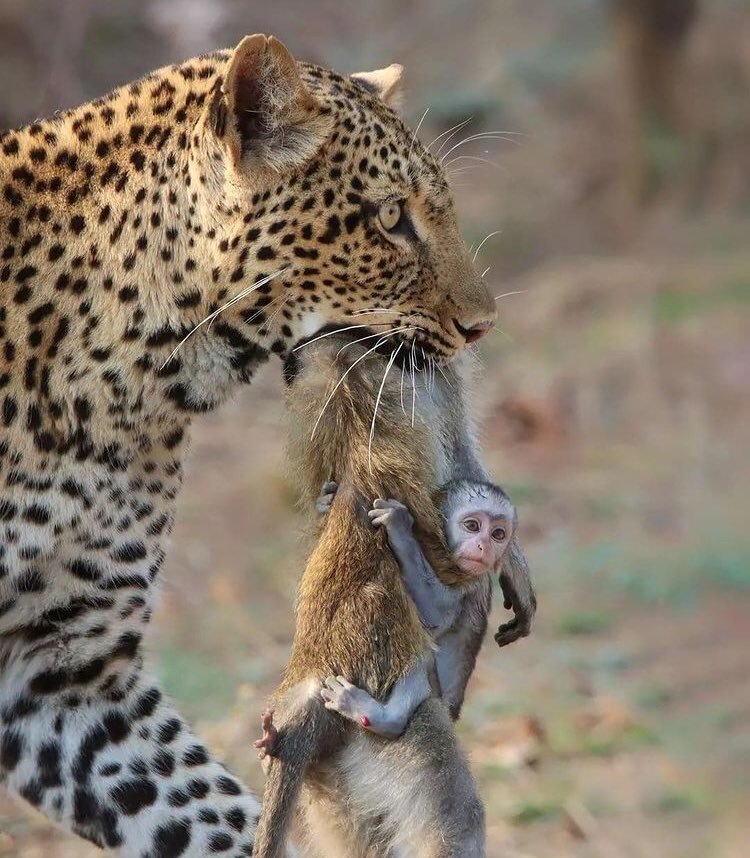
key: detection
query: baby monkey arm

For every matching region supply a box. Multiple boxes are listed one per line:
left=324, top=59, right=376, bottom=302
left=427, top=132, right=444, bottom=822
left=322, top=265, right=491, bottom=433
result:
left=368, top=498, right=463, bottom=636
left=315, top=484, right=462, bottom=634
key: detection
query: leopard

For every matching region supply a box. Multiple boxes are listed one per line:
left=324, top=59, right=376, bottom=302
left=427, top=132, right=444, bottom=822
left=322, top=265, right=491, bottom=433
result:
left=0, top=33, right=496, bottom=857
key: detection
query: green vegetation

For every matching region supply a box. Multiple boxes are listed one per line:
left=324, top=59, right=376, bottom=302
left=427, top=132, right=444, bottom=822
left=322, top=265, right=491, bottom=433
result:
left=654, top=278, right=750, bottom=323
left=512, top=799, right=563, bottom=826
left=648, top=786, right=710, bottom=815
left=557, top=610, right=612, bottom=636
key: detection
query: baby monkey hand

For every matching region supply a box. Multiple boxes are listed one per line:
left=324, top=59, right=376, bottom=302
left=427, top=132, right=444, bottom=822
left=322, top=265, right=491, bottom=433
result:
left=368, top=498, right=414, bottom=541
left=316, top=480, right=338, bottom=515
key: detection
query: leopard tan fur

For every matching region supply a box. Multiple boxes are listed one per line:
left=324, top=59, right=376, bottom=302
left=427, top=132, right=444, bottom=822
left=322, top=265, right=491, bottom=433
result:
left=0, top=33, right=495, bottom=857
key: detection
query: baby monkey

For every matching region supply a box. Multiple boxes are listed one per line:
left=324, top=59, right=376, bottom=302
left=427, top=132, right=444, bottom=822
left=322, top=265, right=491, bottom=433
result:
left=316, top=478, right=534, bottom=738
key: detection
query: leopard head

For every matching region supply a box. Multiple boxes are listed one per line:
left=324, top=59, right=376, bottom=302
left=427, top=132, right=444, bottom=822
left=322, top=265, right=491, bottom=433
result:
left=194, top=34, right=496, bottom=363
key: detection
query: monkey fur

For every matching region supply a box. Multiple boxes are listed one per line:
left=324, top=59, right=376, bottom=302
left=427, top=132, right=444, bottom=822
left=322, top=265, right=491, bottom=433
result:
left=252, top=333, right=490, bottom=858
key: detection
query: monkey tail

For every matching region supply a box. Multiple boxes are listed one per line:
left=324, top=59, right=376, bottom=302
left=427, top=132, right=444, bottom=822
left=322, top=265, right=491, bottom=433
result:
left=252, top=703, right=330, bottom=858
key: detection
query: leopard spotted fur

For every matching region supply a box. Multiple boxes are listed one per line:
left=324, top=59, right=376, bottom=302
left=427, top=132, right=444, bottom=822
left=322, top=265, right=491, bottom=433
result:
left=0, top=34, right=495, bottom=857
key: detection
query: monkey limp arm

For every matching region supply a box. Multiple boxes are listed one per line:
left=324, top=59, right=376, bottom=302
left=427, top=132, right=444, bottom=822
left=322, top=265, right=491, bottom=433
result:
left=369, top=498, right=462, bottom=635
left=495, top=537, right=537, bottom=648
left=321, top=661, right=432, bottom=739
left=435, top=575, right=492, bottom=720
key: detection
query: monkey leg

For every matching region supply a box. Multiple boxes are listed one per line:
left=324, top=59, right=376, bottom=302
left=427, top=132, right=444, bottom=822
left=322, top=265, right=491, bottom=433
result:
left=334, top=696, right=485, bottom=858
left=300, top=781, right=379, bottom=858
left=254, top=679, right=343, bottom=858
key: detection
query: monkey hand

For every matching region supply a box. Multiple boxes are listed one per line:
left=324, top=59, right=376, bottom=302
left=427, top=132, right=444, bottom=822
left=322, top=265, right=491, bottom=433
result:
left=316, top=480, right=338, bottom=515
left=253, top=709, right=278, bottom=773
left=494, top=575, right=536, bottom=648
left=494, top=616, right=531, bottom=648
left=368, top=498, right=414, bottom=540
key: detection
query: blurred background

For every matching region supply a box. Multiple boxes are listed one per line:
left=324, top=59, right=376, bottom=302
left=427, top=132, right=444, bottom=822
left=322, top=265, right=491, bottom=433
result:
left=1, top=1, right=748, bottom=856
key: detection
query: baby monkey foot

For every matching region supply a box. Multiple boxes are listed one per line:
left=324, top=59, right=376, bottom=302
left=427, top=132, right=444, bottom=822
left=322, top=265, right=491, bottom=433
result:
left=316, top=480, right=339, bottom=515
left=368, top=498, right=414, bottom=539
left=321, top=676, right=383, bottom=732
left=253, top=709, right=278, bottom=773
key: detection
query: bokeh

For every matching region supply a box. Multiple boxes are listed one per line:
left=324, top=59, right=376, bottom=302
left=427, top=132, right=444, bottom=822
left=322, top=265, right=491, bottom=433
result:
left=1, top=1, right=748, bottom=856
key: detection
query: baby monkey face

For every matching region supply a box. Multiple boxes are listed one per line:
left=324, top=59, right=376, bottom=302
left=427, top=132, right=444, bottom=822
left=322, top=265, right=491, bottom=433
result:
left=448, top=507, right=513, bottom=576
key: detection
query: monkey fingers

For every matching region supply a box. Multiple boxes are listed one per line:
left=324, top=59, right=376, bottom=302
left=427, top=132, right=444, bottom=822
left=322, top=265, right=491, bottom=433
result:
left=367, top=508, right=392, bottom=528
left=315, top=480, right=339, bottom=514
left=494, top=618, right=527, bottom=648
left=253, top=709, right=279, bottom=760
left=368, top=498, right=414, bottom=534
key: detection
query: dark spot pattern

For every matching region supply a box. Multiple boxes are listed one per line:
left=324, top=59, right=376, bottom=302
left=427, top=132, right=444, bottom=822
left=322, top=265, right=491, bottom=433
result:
left=0, top=29, right=479, bottom=858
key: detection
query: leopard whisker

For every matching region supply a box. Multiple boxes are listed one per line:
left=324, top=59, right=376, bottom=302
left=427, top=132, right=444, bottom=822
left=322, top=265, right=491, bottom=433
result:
left=368, top=343, right=402, bottom=473
left=335, top=326, right=416, bottom=357
left=472, top=231, right=501, bottom=263
left=435, top=361, right=455, bottom=390
left=492, top=325, right=513, bottom=342
left=444, top=154, right=503, bottom=172
left=310, top=330, right=403, bottom=439
left=410, top=340, right=417, bottom=428
left=161, top=267, right=287, bottom=369
left=347, top=308, right=406, bottom=322
left=292, top=322, right=391, bottom=353
left=407, top=107, right=430, bottom=175
left=440, top=132, right=521, bottom=163
left=244, top=291, right=285, bottom=325
left=431, top=117, right=473, bottom=156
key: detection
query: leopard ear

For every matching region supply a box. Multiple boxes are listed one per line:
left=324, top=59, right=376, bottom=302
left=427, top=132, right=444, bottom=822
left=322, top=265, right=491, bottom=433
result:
left=222, top=34, right=329, bottom=171
left=351, top=64, right=404, bottom=109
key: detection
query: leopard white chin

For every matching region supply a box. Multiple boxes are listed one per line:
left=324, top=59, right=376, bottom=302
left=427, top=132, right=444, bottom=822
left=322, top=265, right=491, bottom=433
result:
left=301, top=311, right=326, bottom=338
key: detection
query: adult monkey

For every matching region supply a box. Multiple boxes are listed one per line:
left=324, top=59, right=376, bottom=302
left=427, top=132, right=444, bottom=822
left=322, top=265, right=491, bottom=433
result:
left=0, top=31, right=495, bottom=858
left=252, top=334, right=514, bottom=858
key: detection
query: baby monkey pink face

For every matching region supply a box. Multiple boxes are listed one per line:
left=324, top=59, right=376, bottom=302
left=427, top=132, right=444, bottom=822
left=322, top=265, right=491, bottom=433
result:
left=446, top=504, right=514, bottom=577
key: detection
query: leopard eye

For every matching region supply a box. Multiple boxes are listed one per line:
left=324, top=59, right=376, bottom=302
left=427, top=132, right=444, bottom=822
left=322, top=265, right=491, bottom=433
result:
left=378, top=200, right=403, bottom=231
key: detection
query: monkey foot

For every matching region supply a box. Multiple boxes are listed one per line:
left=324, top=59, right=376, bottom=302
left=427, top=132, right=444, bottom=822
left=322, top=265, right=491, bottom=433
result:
left=253, top=709, right=278, bottom=762
left=321, top=675, right=378, bottom=728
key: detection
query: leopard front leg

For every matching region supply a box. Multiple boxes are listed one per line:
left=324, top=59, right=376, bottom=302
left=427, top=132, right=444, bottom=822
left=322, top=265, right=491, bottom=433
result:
left=0, top=665, right=269, bottom=857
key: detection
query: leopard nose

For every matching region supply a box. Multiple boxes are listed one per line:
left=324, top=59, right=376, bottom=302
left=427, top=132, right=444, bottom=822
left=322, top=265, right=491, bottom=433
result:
left=452, top=317, right=494, bottom=344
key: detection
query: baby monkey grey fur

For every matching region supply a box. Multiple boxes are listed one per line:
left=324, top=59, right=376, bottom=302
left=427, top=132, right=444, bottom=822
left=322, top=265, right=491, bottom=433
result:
left=320, top=478, right=534, bottom=736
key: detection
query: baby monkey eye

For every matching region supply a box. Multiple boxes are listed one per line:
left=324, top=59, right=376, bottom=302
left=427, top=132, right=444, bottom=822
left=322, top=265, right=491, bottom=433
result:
left=462, top=518, right=480, bottom=533
left=378, top=200, right=403, bottom=231
left=491, top=527, right=507, bottom=542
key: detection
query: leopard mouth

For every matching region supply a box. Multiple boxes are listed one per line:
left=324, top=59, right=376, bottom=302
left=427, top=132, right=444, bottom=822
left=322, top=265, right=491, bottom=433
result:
left=284, top=323, right=420, bottom=384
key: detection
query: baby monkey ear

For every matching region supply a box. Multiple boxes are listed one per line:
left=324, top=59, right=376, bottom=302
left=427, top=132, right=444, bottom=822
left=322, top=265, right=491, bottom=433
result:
left=495, top=538, right=536, bottom=649
left=351, top=64, right=404, bottom=109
